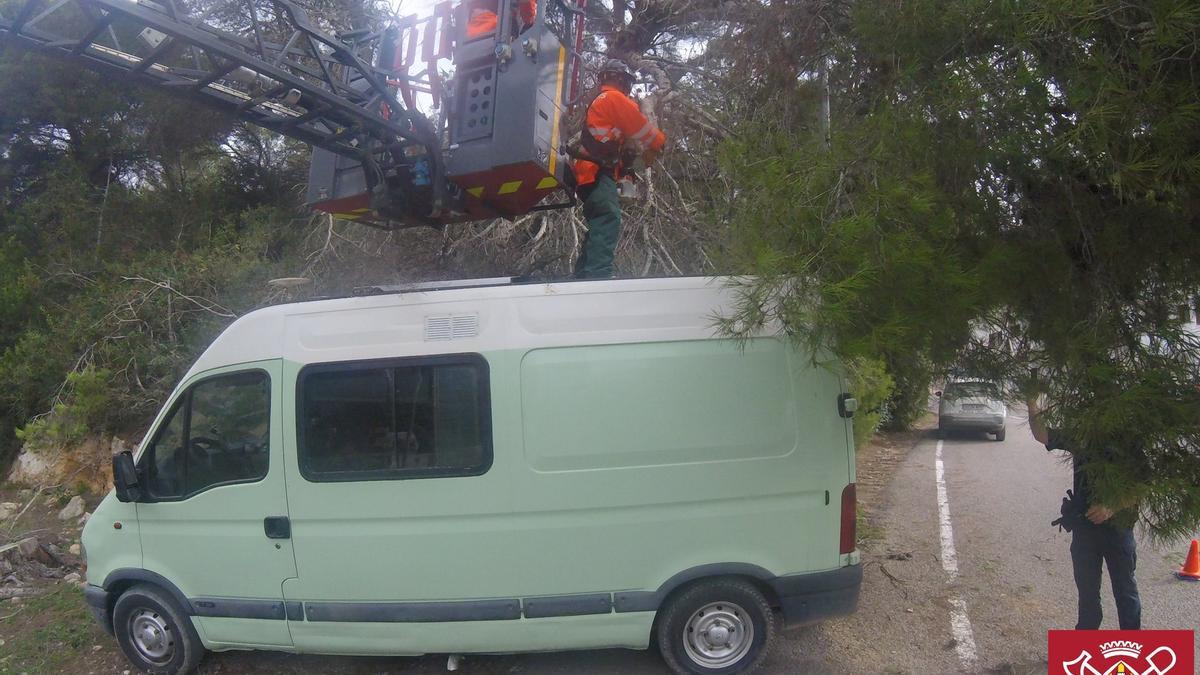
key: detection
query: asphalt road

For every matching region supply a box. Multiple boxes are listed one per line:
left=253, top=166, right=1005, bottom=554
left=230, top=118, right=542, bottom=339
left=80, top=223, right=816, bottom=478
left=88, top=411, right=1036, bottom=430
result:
left=762, top=410, right=1200, bottom=674
left=937, top=412, right=1199, bottom=668
left=198, top=411, right=1199, bottom=674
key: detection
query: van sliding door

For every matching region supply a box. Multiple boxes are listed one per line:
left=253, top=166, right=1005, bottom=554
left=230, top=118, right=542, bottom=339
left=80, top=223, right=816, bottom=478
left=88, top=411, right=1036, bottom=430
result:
left=280, top=354, right=513, bottom=654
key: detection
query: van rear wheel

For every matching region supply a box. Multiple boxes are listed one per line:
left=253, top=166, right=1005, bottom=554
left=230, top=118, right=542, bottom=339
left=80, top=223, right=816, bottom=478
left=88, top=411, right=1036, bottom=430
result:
left=656, top=578, right=776, bottom=674
left=112, top=583, right=204, bottom=675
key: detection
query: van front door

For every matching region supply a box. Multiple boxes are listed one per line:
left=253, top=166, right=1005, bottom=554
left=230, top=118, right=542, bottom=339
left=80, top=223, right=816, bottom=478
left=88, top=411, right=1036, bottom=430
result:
left=135, top=362, right=296, bottom=649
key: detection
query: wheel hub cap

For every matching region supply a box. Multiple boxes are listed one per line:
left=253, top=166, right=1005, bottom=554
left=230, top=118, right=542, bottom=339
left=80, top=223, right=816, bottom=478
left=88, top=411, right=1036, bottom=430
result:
left=129, top=608, right=174, bottom=664
left=683, top=601, right=754, bottom=668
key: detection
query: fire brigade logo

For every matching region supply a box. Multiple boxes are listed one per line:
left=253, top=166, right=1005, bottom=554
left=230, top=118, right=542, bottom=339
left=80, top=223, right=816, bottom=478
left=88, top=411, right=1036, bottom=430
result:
left=1049, top=631, right=1194, bottom=675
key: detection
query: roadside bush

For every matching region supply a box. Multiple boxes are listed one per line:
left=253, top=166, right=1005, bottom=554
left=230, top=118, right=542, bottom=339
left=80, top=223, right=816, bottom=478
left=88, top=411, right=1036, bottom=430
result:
left=16, top=368, right=113, bottom=449
left=0, top=205, right=308, bottom=464
left=846, top=357, right=895, bottom=449
left=882, top=356, right=932, bottom=431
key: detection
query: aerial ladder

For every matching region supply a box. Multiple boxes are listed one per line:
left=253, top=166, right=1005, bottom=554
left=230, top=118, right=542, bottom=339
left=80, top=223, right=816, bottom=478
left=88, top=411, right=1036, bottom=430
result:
left=0, top=0, right=588, bottom=228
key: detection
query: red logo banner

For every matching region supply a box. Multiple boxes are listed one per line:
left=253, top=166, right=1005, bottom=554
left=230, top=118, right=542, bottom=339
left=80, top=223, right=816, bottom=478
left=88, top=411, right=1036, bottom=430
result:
left=1049, top=630, right=1195, bottom=675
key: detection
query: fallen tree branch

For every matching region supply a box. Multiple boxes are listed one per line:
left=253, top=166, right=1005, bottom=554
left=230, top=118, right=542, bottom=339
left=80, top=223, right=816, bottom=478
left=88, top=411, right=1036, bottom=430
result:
left=4, top=487, right=46, bottom=536
left=120, top=276, right=237, bottom=318
left=0, top=587, right=45, bottom=600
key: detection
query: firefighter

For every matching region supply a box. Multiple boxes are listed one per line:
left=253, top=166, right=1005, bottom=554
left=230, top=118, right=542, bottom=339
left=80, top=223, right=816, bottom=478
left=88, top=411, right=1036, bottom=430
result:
left=466, top=0, right=536, bottom=39
left=573, top=60, right=667, bottom=278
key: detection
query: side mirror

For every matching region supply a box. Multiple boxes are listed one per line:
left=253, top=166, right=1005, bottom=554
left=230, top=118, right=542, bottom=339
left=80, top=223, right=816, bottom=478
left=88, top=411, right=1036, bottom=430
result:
left=112, top=451, right=142, bottom=503
left=934, top=390, right=943, bottom=397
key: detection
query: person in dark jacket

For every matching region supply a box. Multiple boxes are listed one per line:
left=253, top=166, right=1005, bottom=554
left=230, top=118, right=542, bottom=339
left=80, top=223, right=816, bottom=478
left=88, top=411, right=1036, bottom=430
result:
left=1025, top=390, right=1141, bottom=630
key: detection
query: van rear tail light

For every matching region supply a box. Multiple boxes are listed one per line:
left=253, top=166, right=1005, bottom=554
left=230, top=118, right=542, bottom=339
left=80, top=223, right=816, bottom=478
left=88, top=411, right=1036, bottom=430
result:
left=839, top=483, right=857, bottom=554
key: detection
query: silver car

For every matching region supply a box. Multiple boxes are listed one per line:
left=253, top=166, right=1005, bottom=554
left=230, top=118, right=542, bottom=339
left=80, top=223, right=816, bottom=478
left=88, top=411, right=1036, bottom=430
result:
left=937, top=381, right=1007, bottom=441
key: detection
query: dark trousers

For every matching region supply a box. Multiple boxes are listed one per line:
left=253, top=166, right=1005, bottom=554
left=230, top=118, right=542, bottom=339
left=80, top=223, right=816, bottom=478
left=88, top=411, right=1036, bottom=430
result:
left=574, top=174, right=621, bottom=279
left=1070, top=523, right=1141, bottom=629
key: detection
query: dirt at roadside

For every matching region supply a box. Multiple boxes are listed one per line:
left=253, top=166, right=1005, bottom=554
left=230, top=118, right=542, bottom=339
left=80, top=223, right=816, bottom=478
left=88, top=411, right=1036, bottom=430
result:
left=0, top=486, right=128, bottom=675
left=856, top=420, right=933, bottom=525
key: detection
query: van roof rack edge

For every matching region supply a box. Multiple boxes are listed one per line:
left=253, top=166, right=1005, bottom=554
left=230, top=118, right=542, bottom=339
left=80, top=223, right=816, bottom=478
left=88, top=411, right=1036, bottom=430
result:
left=351, top=276, right=519, bottom=296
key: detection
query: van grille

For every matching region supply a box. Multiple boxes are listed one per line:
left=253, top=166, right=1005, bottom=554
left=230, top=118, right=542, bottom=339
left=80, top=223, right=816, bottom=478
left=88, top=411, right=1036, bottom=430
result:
left=424, top=314, right=479, bottom=341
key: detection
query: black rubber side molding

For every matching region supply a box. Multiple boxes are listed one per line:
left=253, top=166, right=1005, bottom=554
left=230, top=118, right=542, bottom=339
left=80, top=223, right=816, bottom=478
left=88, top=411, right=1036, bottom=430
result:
left=103, top=562, right=858, bottom=626
left=523, top=593, right=612, bottom=618
left=305, top=598, right=522, bottom=623
left=191, top=598, right=288, bottom=620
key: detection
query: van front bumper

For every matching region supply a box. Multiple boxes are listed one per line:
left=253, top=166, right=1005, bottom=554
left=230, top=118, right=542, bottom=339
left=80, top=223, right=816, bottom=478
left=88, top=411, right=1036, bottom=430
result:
left=83, top=584, right=114, bottom=635
left=769, top=564, right=862, bottom=628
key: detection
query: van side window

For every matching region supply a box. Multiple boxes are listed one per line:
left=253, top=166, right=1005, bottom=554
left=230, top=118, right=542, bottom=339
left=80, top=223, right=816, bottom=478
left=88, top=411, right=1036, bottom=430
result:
left=298, top=356, right=491, bottom=481
left=144, top=371, right=271, bottom=499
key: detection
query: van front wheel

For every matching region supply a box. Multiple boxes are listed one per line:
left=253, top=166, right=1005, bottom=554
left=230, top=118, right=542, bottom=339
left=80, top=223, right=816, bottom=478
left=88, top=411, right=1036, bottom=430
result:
left=112, top=584, right=204, bottom=675
left=656, top=578, right=776, bottom=674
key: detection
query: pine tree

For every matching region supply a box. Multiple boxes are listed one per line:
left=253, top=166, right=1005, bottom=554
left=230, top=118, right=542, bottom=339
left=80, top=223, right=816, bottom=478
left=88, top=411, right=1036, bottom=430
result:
left=719, top=0, right=1200, bottom=540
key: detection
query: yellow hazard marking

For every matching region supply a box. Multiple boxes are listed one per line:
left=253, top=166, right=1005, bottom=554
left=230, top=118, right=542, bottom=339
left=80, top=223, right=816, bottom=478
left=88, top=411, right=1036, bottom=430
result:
left=351, top=207, right=370, bottom=214
left=536, top=177, right=558, bottom=190
left=498, top=180, right=522, bottom=195
left=549, top=45, right=566, bottom=176
left=332, top=213, right=360, bottom=220
left=466, top=187, right=484, bottom=198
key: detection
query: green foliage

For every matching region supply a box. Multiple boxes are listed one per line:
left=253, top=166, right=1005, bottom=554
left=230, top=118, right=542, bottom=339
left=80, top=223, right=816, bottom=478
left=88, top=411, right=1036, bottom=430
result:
left=0, top=204, right=309, bottom=452
left=0, top=53, right=315, bottom=468
left=882, top=355, right=933, bottom=431
left=721, top=0, right=1200, bottom=539
left=16, top=368, right=113, bottom=449
left=846, top=357, right=895, bottom=450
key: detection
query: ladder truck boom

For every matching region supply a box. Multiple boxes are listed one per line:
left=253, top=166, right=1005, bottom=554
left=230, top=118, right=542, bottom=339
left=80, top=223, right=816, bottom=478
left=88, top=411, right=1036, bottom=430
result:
left=0, top=0, right=586, bottom=228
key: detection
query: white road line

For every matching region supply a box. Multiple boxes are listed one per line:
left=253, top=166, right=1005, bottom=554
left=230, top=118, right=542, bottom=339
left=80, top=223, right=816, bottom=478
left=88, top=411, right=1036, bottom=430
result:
left=936, top=439, right=979, bottom=667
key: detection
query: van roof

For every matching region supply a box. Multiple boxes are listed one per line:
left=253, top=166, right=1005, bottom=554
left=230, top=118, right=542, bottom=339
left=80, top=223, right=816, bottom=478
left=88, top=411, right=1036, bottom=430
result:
left=184, top=276, right=762, bottom=381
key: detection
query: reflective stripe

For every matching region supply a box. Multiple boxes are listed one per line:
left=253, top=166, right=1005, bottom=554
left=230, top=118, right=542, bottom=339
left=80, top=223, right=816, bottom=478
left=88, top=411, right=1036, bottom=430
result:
left=588, top=126, right=622, bottom=141
left=630, top=120, right=657, bottom=141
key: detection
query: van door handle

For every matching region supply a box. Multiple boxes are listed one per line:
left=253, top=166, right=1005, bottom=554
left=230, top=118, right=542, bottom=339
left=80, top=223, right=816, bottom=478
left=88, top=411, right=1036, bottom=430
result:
left=263, top=516, right=291, bottom=539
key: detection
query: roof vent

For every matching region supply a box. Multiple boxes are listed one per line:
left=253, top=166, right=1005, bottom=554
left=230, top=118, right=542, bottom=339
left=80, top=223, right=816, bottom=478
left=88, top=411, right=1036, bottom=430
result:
left=425, top=314, right=479, bottom=341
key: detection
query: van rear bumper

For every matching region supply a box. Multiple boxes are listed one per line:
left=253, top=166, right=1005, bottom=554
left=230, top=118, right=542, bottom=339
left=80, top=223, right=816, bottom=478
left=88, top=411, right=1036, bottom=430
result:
left=939, top=413, right=1005, bottom=430
left=83, top=584, right=114, bottom=635
left=769, top=564, right=862, bottom=628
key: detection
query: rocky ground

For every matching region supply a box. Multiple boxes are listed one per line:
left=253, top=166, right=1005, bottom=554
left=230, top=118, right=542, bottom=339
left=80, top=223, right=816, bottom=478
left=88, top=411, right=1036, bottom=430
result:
left=0, top=486, right=118, bottom=674
left=0, top=489, right=89, bottom=591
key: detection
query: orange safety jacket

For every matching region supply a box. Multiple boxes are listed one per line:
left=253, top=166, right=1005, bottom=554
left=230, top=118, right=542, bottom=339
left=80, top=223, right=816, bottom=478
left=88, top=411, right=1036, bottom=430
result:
left=466, top=9, right=497, bottom=38
left=465, top=0, right=536, bottom=39
left=574, top=84, right=666, bottom=188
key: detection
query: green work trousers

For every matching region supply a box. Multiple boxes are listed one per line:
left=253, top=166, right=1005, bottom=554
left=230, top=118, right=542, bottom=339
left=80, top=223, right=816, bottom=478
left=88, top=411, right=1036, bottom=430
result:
left=574, top=174, right=621, bottom=279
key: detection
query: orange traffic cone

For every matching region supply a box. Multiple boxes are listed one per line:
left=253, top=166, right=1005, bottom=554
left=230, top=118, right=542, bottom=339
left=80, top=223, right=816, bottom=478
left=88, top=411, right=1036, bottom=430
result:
left=1177, top=539, right=1200, bottom=581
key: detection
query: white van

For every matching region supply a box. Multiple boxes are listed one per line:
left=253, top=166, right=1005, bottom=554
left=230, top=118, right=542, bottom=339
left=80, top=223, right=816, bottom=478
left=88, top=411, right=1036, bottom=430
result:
left=81, top=276, right=862, bottom=674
